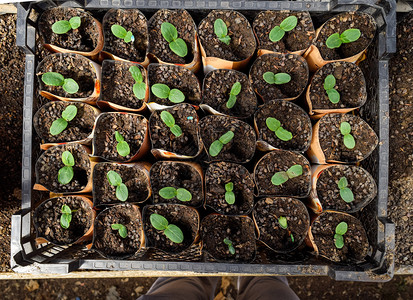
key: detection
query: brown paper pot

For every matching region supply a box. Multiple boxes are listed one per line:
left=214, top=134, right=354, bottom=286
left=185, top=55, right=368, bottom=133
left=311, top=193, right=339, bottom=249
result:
left=33, top=101, right=101, bottom=151
left=253, top=10, right=315, bottom=57
left=308, top=210, right=370, bottom=263
left=307, top=113, right=378, bottom=164
left=33, top=195, right=96, bottom=246
left=147, top=9, right=201, bottom=73
left=93, top=162, right=152, bottom=206
left=101, top=8, right=149, bottom=67
left=303, top=12, right=376, bottom=72
left=34, top=144, right=96, bottom=194
left=98, top=60, right=149, bottom=112
left=93, top=203, right=145, bottom=259
left=91, top=112, right=150, bottom=162
left=38, top=7, right=103, bottom=57
left=150, top=161, right=204, bottom=208
left=305, top=61, right=367, bottom=117
left=36, top=53, right=101, bottom=104
left=198, top=10, right=256, bottom=73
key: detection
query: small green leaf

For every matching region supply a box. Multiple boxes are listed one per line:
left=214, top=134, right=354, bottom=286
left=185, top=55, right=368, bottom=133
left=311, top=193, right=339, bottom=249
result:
left=115, top=131, right=124, bottom=142
left=266, top=117, right=281, bottom=132
left=176, top=188, right=192, bottom=202
left=61, top=105, right=77, bottom=121
left=223, top=238, right=235, bottom=255
left=290, top=233, right=295, bottom=243
left=327, top=89, right=340, bottom=104
left=133, top=82, right=147, bottom=100
left=219, top=35, right=231, bottom=45
left=269, top=26, right=285, bottom=42
left=60, top=212, right=71, bottom=229
left=218, top=131, right=234, bottom=144
left=52, top=20, right=72, bottom=34
left=263, top=72, right=276, bottom=84
left=169, top=38, right=188, bottom=58
left=129, top=66, right=143, bottom=83
left=340, top=122, right=351, bottom=135
left=225, top=182, right=233, bottom=192
left=107, top=170, right=122, bottom=186
left=275, top=127, right=293, bottom=141
left=69, top=16, right=81, bottom=29
left=150, top=213, right=169, bottom=231
left=152, top=83, right=171, bottom=99
left=164, top=224, right=184, bottom=244
left=223, top=238, right=232, bottom=245
left=169, top=89, right=185, bottom=103
left=214, top=18, right=230, bottom=45
left=61, top=204, right=72, bottom=214
left=117, top=141, right=131, bottom=157
left=111, top=224, right=128, bottom=238
left=324, top=75, right=336, bottom=90
left=170, top=124, right=183, bottom=137
left=225, top=191, right=235, bottom=205
left=340, top=187, right=354, bottom=203
left=160, top=111, right=175, bottom=127
left=230, top=82, right=241, bottom=96
left=226, top=94, right=237, bottom=109
left=278, top=216, right=288, bottom=229
left=124, top=31, right=134, bottom=43
left=343, top=134, right=356, bottom=149
left=280, top=15, right=298, bottom=31
left=340, top=28, right=361, bottom=43
left=116, top=183, right=128, bottom=201
left=209, top=140, right=223, bottom=157
left=334, top=233, right=344, bottom=249
left=274, top=73, right=291, bottom=84
left=62, top=78, right=79, bottom=94
left=58, top=166, right=74, bottom=185
left=271, top=171, right=289, bottom=186
left=111, top=24, right=127, bottom=39
left=338, top=177, right=348, bottom=189
left=326, top=32, right=342, bottom=49
left=62, top=151, right=75, bottom=167
left=335, top=222, right=348, bottom=235
left=161, top=22, right=178, bottom=43
left=159, top=187, right=177, bottom=199
left=42, top=72, right=65, bottom=86
left=286, top=164, right=303, bottom=179
left=50, top=118, right=68, bottom=136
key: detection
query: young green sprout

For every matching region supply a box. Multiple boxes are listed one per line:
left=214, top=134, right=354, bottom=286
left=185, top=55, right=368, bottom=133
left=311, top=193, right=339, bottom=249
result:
left=160, top=111, right=183, bottom=137
left=150, top=213, right=184, bottom=243
left=161, top=22, right=187, bottom=58
left=339, top=121, right=356, bottom=149
left=263, top=72, right=291, bottom=85
left=223, top=238, right=235, bottom=255
left=269, top=15, right=298, bottom=42
left=151, top=83, right=185, bottom=104
left=334, top=221, right=348, bottom=249
left=326, top=29, right=361, bottom=49
left=60, top=204, right=76, bottom=229
left=58, top=151, right=75, bottom=185
left=50, top=105, right=78, bottom=136
left=324, top=75, right=340, bottom=104
left=275, top=216, right=294, bottom=242
left=224, top=182, right=235, bottom=205
left=111, top=24, right=134, bottom=43
left=114, top=131, right=131, bottom=157
left=271, top=164, right=303, bottom=186
left=209, top=131, right=234, bottom=157
left=41, top=72, right=79, bottom=94
left=52, top=17, right=81, bottom=34
left=129, top=66, right=146, bottom=100
left=111, top=224, right=128, bottom=238
left=159, top=186, right=192, bottom=202
left=214, top=18, right=231, bottom=45
left=265, top=117, right=293, bottom=141
left=226, top=82, right=241, bottom=109
left=107, top=170, right=128, bottom=202
left=338, top=176, right=354, bottom=203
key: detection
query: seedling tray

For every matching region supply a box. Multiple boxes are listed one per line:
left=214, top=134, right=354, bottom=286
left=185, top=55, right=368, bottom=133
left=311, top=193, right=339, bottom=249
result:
left=12, top=0, right=396, bottom=281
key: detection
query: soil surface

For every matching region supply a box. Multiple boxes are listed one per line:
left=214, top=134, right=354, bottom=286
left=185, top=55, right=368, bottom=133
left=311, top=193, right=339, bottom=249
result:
left=201, top=214, right=256, bottom=262
left=311, top=211, right=369, bottom=263
left=102, top=8, right=148, bottom=62
left=205, top=162, right=254, bottom=215
left=309, top=61, right=367, bottom=110
left=150, top=161, right=203, bottom=207
left=34, top=196, right=94, bottom=245
left=253, top=197, right=309, bottom=253
left=198, top=10, right=256, bottom=61
left=93, top=162, right=150, bottom=206
left=33, top=101, right=96, bottom=143
left=314, top=11, right=376, bottom=61
left=318, top=113, right=378, bottom=163
left=255, top=150, right=311, bottom=197
left=250, top=53, right=308, bottom=101
left=101, top=60, right=146, bottom=109
left=93, top=204, right=144, bottom=258
left=39, top=7, right=100, bottom=52
left=202, top=69, right=257, bottom=118
left=253, top=11, right=315, bottom=53
left=255, top=100, right=311, bottom=152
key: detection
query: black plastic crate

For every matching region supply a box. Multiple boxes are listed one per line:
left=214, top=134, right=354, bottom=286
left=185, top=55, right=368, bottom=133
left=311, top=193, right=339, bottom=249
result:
left=12, top=0, right=396, bottom=281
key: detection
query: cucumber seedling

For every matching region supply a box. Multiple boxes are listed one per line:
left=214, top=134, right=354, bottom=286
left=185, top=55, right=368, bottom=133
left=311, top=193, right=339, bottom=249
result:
left=52, top=16, right=81, bottom=34
left=214, top=18, right=231, bottom=45
left=338, top=176, right=354, bottom=203
left=340, top=121, right=356, bottom=149
left=160, top=111, right=183, bottom=137
left=263, top=72, right=291, bottom=85
left=107, top=170, right=128, bottom=202
left=111, top=223, right=128, bottom=238
left=159, top=186, right=192, bottom=202
left=115, top=131, right=131, bottom=157
left=223, top=238, right=235, bottom=255
left=226, top=82, right=241, bottom=109
left=324, top=75, right=340, bottom=104
left=209, top=131, right=234, bottom=157
left=326, top=28, right=361, bottom=49
left=150, top=213, right=184, bottom=243
left=129, top=66, right=146, bottom=100
left=269, top=15, right=298, bottom=42
left=60, top=204, right=77, bottom=229
left=42, top=72, right=79, bottom=94
left=58, top=151, right=75, bottom=185
left=271, top=164, right=303, bottom=186
left=224, top=182, right=235, bottom=205
left=111, top=24, right=134, bottom=43
left=266, top=117, right=293, bottom=141
left=161, top=22, right=188, bottom=58
left=334, top=221, right=348, bottom=249
left=151, top=83, right=185, bottom=104
left=50, top=104, right=78, bottom=136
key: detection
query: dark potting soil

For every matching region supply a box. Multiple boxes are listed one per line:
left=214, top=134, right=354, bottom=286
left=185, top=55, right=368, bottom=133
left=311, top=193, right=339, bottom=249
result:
left=143, top=204, right=199, bottom=253
left=318, top=113, right=378, bottom=163
left=205, top=162, right=254, bottom=215
left=93, top=162, right=150, bottom=206
left=38, top=7, right=100, bottom=53
left=311, top=211, right=369, bottom=263
left=150, top=161, right=203, bottom=207
left=253, top=197, right=309, bottom=253
left=199, top=115, right=256, bottom=163
left=316, top=165, right=377, bottom=213
left=37, top=53, right=96, bottom=99
left=255, top=150, right=311, bottom=197
left=36, top=143, right=91, bottom=193
left=149, top=103, right=200, bottom=156
left=202, top=69, right=257, bottom=118
left=253, top=11, right=315, bottom=53
left=255, top=100, right=311, bottom=152
left=198, top=10, right=256, bottom=61
left=101, top=60, right=146, bottom=109
left=94, top=204, right=143, bottom=258
left=314, top=11, right=376, bottom=61
left=34, top=101, right=96, bottom=143
left=34, top=196, right=93, bottom=245
left=250, top=53, right=308, bottom=101
left=309, top=62, right=366, bottom=110
left=148, top=9, right=195, bottom=64
left=200, top=214, right=256, bottom=262
left=148, top=64, right=201, bottom=106
left=102, top=8, right=148, bottom=62
left=93, top=113, right=147, bottom=162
